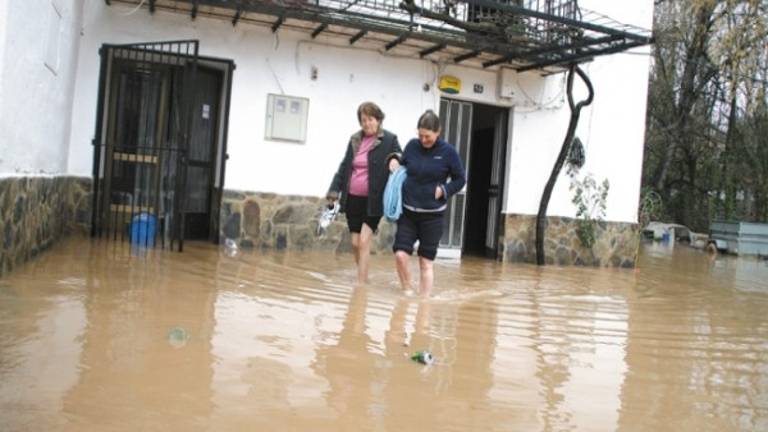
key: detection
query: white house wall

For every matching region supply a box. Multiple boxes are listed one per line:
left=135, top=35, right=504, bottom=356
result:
left=0, top=0, right=8, bottom=110
left=0, top=0, right=84, bottom=175
left=67, top=2, right=437, bottom=196
left=507, top=0, right=654, bottom=224
left=67, top=0, right=652, bottom=224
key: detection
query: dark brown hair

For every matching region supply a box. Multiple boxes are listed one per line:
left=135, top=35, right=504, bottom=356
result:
left=357, top=101, right=385, bottom=123
left=417, top=109, right=441, bottom=132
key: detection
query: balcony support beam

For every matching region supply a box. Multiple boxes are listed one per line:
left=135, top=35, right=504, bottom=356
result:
left=350, top=30, right=367, bottom=45
left=454, top=50, right=480, bottom=63
left=232, top=7, right=241, bottom=26
left=420, top=43, right=446, bottom=58
left=385, top=34, right=407, bottom=51
left=271, top=15, right=284, bottom=33
left=311, top=23, right=328, bottom=39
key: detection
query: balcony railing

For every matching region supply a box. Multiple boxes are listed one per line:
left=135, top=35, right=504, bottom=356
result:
left=110, top=0, right=652, bottom=71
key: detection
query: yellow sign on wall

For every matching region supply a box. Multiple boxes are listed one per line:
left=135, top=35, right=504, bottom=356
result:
left=438, top=75, right=461, bottom=94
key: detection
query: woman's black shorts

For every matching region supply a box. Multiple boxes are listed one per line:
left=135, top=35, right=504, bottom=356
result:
left=345, top=194, right=381, bottom=233
left=392, top=209, right=444, bottom=260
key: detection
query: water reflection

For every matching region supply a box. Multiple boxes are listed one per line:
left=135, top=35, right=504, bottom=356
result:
left=0, top=237, right=766, bottom=430
left=0, top=279, right=86, bottom=430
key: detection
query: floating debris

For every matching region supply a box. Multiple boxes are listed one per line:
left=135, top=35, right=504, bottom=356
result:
left=167, top=326, right=190, bottom=348
left=411, top=350, right=434, bottom=365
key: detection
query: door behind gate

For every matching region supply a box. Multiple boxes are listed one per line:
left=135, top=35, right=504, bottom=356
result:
left=91, top=40, right=199, bottom=251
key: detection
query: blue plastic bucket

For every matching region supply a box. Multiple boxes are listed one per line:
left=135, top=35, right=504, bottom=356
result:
left=130, top=212, right=157, bottom=247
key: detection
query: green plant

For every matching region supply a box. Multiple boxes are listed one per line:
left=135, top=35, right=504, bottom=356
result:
left=638, top=187, right=664, bottom=228
left=569, top=172, right=610, bottom=249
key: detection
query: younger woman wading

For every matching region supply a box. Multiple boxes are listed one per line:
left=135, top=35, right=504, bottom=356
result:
left=327, top=102, right=401, bottom=284
left=390, top=110, right=466, bottom=295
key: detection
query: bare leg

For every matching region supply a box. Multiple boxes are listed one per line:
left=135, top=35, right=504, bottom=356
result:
left=418, top=257, right=434, bottom=296
left=351, top=233, right=360, bottom=266
left=356, top=224, right=373, bottom=284
left=395, top=250, right=412, bottom=291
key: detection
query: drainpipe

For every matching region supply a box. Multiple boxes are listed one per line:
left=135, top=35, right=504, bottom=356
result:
left=536, top=64, right=594, bottom=265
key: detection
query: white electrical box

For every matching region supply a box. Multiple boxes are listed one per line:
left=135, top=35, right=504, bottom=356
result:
left=265, top=94, right=309, bottom=143
left=498, top=67, right=535, bottom=105
left=497, top=68, right=517, bottom=100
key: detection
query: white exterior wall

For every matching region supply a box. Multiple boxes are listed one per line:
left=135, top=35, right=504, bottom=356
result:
left=67, top=0, right=652, bottom=223
left=67, top=2, right=437, bottom=195
left=506, top=0, right=654, bottom=223
left=0, top=0, right=8, bottom=106
left=0, top=0, right=84, bottom=175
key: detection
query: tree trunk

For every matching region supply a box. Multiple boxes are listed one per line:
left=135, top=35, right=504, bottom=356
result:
left=719, top=90, right=738, bottom=220
left=652, top=2, right=716, bottom=192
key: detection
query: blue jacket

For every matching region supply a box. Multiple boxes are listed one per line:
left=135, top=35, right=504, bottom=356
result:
left=400, top=138, right=466, bottom=212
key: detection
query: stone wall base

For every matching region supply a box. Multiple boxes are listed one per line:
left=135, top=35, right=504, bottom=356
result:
left=220, top=190, right=396, bottom=254
left=218, top=191, right=640, bottom=267
left=1, top=176, right=91, bottom=276
left=501, top=214, right=639, bottom=267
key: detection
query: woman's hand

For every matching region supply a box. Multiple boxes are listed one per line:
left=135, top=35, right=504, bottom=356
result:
left=326, top=191, right=339, bottom=205
left=388, top=159, right=400, bottom=172
left=435, top=185, right=444, bottom=200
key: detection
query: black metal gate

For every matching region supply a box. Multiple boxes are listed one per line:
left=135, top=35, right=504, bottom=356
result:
left=90, top=40, right=199, bottom=251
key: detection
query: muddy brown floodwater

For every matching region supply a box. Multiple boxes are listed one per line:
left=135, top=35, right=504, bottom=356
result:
left=1, top=237, right=767, bottom=431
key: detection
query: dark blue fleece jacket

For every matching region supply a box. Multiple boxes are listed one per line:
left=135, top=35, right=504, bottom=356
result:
left=401, top=138, right=466, bottom=212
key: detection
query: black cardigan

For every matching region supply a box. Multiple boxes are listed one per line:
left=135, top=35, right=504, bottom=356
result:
left=327, top=128, right=402, bottom=217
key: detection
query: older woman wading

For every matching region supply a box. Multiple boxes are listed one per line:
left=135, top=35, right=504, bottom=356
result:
left=390, top=110, right=466, bottom=295
left=327, top=102, right=402, bottom=284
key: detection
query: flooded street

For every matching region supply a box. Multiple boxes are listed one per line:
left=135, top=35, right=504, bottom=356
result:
left=1, top=237, right=767, bottom=431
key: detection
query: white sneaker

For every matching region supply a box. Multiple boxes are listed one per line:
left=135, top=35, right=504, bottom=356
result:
left=317, top=202, right=340, bottom=235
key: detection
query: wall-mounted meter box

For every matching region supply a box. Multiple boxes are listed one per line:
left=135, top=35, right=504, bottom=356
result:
left=265, top=94, right=309, bottom=143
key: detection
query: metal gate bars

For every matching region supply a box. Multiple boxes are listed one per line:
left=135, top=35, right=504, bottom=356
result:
left=90, top=40, right=199, bottom=252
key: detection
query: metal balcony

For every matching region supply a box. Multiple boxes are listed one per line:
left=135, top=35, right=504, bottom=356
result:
left=108, top=0, right=652, bottom=72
